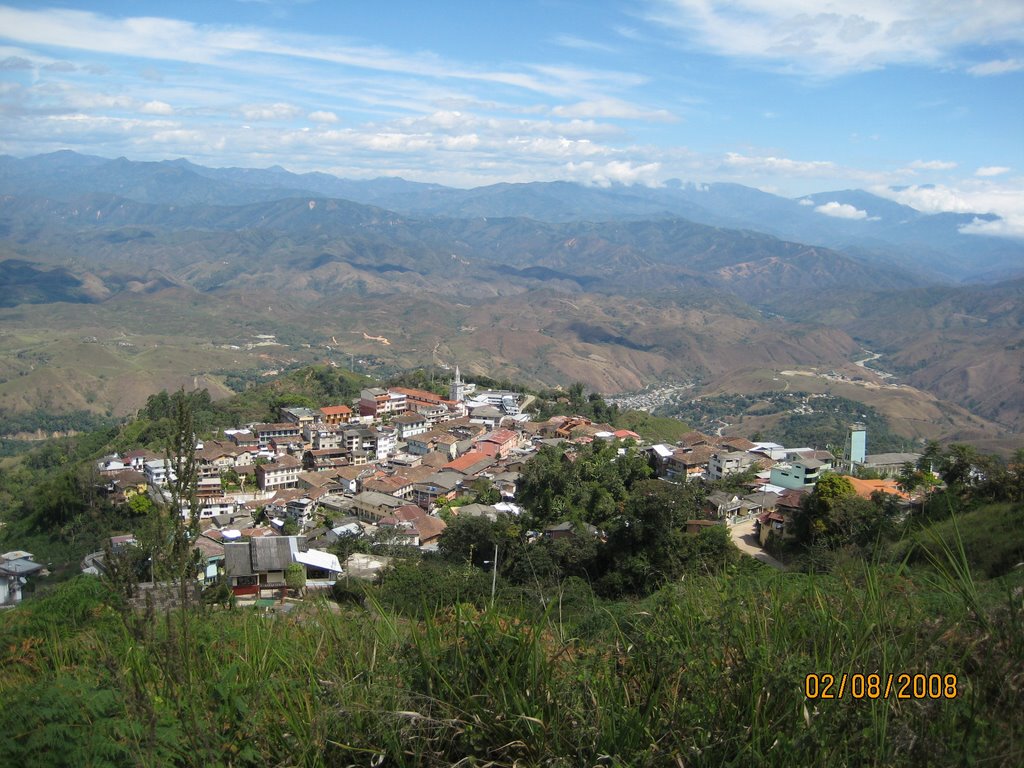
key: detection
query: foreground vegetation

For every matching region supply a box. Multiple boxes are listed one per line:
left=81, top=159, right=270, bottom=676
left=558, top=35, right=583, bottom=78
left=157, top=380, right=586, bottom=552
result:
left=2, top=546, right=1021, bottom=767
left=2, top=369, right=1022, bottom=765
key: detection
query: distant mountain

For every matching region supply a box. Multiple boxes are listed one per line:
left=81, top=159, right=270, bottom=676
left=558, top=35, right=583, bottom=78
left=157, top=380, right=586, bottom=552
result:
left=2, top=152, right=1020, bottom=282
left=0, top=151, right=1020, bottom=442
left=796, top=278, right=1024, bottom=432
left=0, top=191, right=922, bottom=309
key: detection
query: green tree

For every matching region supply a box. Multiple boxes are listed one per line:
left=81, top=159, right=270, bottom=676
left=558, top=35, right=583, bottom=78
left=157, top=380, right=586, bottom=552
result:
left=438, top=515, right=517, bottom=569
left=470, top=477, right=501, bottom=505
left=599, top=479, right=706, bottom=595
left=285, top=562, right=306, bottom=594
left=792, top=473, right=856, bottom=546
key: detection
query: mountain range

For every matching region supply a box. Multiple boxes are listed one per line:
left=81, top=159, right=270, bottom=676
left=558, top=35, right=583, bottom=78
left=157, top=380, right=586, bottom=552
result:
left=0, top=151, right=1021, bottom=446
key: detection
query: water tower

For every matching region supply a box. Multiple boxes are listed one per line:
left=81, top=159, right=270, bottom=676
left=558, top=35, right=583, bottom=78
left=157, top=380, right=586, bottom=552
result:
left=846, top=423, right=867, bottom=470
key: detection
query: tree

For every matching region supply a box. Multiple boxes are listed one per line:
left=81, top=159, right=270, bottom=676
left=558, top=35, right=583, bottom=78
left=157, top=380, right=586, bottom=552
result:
left=285, top=562, right=306, bottom=594
left=599, top=479, right=706, bottom=595
left=470, top=477, right=500, bottom=505
left=940, top=444, right=980, bottom=491
left=438, top=515, right=517, bottom=569
left=792, top=473, right=856, bottom=546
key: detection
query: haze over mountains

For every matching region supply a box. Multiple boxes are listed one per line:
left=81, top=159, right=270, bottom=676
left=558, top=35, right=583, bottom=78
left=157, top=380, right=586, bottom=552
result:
left=3, top=151, right=1022, bottom=283
left=0, top=152, right=1021, bottom=446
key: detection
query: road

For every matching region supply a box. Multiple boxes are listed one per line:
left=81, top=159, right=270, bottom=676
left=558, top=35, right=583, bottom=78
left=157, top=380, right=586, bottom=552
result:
left=729, top=518, right=786, bottom=570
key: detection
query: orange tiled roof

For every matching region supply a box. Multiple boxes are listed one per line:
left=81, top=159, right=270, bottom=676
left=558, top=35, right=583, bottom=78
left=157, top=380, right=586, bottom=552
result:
left=842, top=476, right=910, bottom=500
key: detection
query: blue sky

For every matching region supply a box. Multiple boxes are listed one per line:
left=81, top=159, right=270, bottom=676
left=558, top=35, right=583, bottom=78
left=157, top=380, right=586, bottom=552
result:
left=0, top=1, right=1022, bottom=233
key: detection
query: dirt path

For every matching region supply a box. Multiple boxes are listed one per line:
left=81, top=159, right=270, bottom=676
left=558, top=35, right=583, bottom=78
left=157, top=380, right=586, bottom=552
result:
left=729, top=518, right=785, bottom=570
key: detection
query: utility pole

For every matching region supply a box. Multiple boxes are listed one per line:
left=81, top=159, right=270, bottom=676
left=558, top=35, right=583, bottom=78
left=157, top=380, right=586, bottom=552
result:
left=490, top=543, right=498, bottom=609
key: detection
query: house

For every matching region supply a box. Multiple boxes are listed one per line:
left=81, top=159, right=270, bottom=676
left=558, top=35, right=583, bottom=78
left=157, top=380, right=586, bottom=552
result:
left=97, top=454, right=128, bottom=475
left=293, top=548, right=343, bottom=584
left=466, top=389, right=522, bottom=415
left=757, top=488, right=807, bottom=545
left=120, top=449, right=160, bottom=471
left=443, top=451, right=496, bottom=477
left=319, top=404, right=354, bottom=425
left=706, top=451, right=757, bottom=481
left=280, top=406, right=318, bottom=426
left=468, top=404, right=504, bottom=430
left=361, top=473, right=415, bottom=500
left=252, top=423, right=302, bottom=450
left=413, top=471, right=463, bottom=508
left=476, top=428, right=520, bottom=459
left=455, top=503, right=508, bottom=522
left=359, top=387, right=407, bottom=418
left=704, top=491, right=744, bottom=520
left=227, top=429, right=259, bottom=449
left=352, top=491, right=407, bottom=522
left=666, top=445, right=716, bottom=481
left=646, top=444, right=674, bottom=476
left=305, top=426, right=344, bottom=451
left=223, top=535, right=339, bottom=594
left=302, top=448, right=350, bottom=473
left=372, top=426, right=397, bottom=459
left=393, top=411, right=428, bottom=440
left=677, top=431, right=716, bottom=448
left=769, top=454, right=832, bottom=490
left=144, top=459, right=176, bottom=488
left=0, top=551, right=44, bottom=605
left=256, top=455, right=301, bottom=491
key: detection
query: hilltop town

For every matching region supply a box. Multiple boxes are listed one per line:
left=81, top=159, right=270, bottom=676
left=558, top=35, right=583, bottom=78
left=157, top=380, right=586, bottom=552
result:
left=5, top=367, right=923, bottom=608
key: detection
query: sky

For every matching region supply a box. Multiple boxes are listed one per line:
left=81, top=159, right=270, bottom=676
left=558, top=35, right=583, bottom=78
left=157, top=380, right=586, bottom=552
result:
left=0, top=0, right=1022, bottom=234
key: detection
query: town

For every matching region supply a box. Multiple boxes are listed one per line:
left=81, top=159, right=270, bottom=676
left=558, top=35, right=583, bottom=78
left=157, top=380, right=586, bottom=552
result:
left=0, top=366, right=925, bottom=609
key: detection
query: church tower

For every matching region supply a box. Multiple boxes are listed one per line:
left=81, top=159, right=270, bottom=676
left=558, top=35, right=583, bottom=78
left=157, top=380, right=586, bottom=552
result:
left=450, top=365, right=466, bottom=402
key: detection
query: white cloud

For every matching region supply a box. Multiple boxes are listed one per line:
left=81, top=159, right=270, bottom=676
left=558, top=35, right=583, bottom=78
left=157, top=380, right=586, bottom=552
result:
left=241, top=102, right=301, bottom=121
left=967, top=58, right=1024, bottom=76
left=874, top=182, right=1024, bottom=238
left=976, top=166, right=1010, bottom=177
left=815, top=201, right=870, bottom=219
left=308, top=110, right=338, bottom=123
left=552, top=98, right=676, bottom=122
left=551, top=34, right=618, bottom=54
left=139, top=100, right=173, bottom=115
left=909, top=159, right=957, bottom=171
left=797, top=198, right=814, bottom=206
left=723, top=152, right=836, bottom=176
left=565, top=160, right=663, bottom=187
left=0, top=55, right=33, bottom=70
left=0, top=6, right=641, bottom=101
left=646, top=0, right=1024, bottom=76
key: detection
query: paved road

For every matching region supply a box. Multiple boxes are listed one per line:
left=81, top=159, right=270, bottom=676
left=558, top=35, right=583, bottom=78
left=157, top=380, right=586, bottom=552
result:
left=729, top=518, right=786, bottom=570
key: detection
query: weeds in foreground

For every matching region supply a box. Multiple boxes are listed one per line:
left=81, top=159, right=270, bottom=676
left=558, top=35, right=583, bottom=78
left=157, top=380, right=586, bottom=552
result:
left=1, top=557, right=1021, bottom=767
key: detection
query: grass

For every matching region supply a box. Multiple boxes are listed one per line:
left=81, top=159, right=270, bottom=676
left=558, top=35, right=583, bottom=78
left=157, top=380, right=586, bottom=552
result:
left=2, top=553, right=1021, bottom=767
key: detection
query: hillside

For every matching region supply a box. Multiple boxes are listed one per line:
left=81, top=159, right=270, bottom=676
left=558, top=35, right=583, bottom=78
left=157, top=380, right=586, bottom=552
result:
left=0, top=154, right=1021, bottom=449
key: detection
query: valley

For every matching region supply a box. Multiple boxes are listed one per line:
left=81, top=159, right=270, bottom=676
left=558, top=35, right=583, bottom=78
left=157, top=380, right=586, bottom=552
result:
left=0, top=152, right=1021, bottom=452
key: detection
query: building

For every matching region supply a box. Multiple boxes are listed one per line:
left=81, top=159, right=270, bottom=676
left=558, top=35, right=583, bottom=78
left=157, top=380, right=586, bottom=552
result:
left=769, top=454, right=833, bottom=490
left=358, top=388, right=407, bottom=418
left=252, top=423, right=302, bottom=450
left=256, top=455, right=301, bottom=492
left=857, top=453, right=923, bottom=478
left=224, top=535, right=339, bottom=596
left=450, top=366, right=467, bottom=402
left=706, top=451, right=757, bottom=481
left=352, top=491, right=407, bottom=522
left=319, top=404, right=354, bottom=425
left=280, top=407, right=319, bottom=426
left=393, top=411, right=428, bottom=440
left=1, top=551, right=44, bottom=605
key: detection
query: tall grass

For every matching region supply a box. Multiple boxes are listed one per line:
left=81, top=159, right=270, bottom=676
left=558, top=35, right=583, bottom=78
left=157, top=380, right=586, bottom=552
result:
left=1, top=560, right=1021, bottom=767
